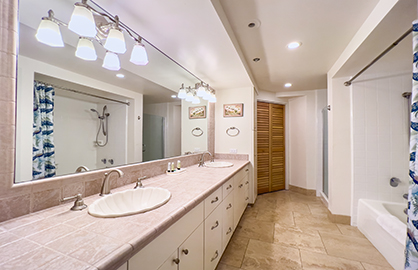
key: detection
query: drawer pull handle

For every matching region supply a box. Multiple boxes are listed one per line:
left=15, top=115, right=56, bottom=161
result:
left=226, top=203, right=232, bottom=210
left=211, top=197, right=219, bottom=204
left=211, top=250, right=219, bottom=262
left=182, top=249, right=189, bottom=255
left=226, top=184, right=232, bottom=190
left=239, top=184, right=243, bottom=188
left=245, top=168, right=249, bottom=172
left=211, top=221, right=219, bottom=230
left=173, top=258, right=180, bottom=265
left=226, top=227, right=232, bottom=235
left=245, top=181, right=249, bottom=185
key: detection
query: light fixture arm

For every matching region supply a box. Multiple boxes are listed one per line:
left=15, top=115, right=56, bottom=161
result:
left=44, top=9, right=68, bottom=27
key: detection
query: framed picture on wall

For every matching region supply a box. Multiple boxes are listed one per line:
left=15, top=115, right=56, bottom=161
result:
left=189, top=106, right=206, bottom=119
left=223, top=103, right=244, bottom=117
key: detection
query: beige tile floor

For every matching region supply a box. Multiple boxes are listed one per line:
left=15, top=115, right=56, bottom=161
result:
left=216, top=190, right=394, bottom=270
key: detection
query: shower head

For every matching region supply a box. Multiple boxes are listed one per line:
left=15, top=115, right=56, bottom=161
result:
left=90, top=108, right=101, bottom=118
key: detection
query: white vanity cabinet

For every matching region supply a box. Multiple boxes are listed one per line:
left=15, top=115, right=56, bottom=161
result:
left=233, top=165, right=249, bottom=229
left=126, top=164, right=250, bottom=270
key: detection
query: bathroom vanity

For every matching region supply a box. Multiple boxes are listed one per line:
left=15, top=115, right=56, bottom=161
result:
left=0, top=160, right=250, bottom=270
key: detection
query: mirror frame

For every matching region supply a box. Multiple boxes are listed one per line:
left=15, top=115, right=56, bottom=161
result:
left=0, top=0, right=215, bottom=222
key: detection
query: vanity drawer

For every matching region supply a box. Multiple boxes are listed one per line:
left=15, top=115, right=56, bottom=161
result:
left=234, top=165, right=249, bottom=184
left=222, top=177, right=234, bottom=200
left=222, top=192, right=234, bottom=252
left=205, top=186, right=222, bottom=218
left=204, top=204, right=222, bottom=270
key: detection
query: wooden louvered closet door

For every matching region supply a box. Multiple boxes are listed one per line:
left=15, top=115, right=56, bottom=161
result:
left=257, top=101, right=285, bottom=194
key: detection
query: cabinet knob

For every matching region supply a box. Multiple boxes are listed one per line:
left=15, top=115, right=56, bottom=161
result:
left=182, top=249, right=189, bottom=255
left=211, top=220, right=219, bottom=230
left=173, top=258, right=180, bottom=265
left=226, top=184, right=232, bottom=190
left=226, top=227, right=232, bottom=235
left=245, top=181, right=249, bottom=185
left=245, top=168, right=249, bottom=172
left=239, top=184, right=243, bottom=188
left=211, top=196, right=219, bottom=204
left=211, top=250, right=219, bottom=262
left=226, top=203, right=232, bottom=210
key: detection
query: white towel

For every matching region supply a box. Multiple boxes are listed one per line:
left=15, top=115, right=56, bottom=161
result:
left=376, top=214, right=407, bottom=245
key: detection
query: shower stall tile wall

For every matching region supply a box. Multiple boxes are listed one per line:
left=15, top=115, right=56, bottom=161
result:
left=351, top=73, right=410, bottom=225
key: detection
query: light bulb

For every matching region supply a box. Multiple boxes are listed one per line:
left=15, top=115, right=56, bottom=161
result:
left=185, top=92, right=194, bottom=102
left=104, top=28, right=126, bottom=54
left=192, top=96, right=200, bottom=104
left=75, top=38, right=97, bottom=61
left=102, top=51, right=120, bottom=71
left=178, top=88, right=187, bottom=99
left=35, top=19, right=64, bottom=47
left=68, top=4, right=97, bottom=38
left=130, top=42, right=149, bottom=65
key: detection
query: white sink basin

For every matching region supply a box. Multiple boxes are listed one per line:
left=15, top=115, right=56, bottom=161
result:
left=88, top=187, right=171, bottom=218
left=205, top=162, right=234, bottom=168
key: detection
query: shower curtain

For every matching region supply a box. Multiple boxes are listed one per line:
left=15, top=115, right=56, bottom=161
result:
left=32, top=81, right=56, bottom=179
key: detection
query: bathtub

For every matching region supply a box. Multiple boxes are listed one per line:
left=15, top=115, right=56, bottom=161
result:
left=357, top=199, right=407, bottom=270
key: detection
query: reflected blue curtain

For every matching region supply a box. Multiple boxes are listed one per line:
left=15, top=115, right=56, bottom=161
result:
left=32, top=81, right=56, bottom=179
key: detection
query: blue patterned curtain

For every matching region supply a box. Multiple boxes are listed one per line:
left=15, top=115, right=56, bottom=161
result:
left=32, top=81, right=56, bottom=179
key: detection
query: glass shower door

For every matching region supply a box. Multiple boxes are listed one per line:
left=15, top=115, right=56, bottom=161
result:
left=143, top=113, right=165, bottom=162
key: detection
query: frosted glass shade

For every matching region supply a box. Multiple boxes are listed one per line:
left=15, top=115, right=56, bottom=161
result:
left=192, top=96, right=200, bottom=104
left=75, top=38, right=97, bottom=61
left=196, top=86, right=205, bottom=97
left=130, top=43, right=149, bottom=65
left=104, top=28, right=126, bottom=54
left=185, top=92, right=194, bottom=102
left=202, top=90, right=211, bottom=101
left=35, top=19, right=64, bottom=47
left=68, top=5, right=97, bottom=38
left=178, top=89, right=187, bottom=99
left=102, top=52, right=120, bottom=71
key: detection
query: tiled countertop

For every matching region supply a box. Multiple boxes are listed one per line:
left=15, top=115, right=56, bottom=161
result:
left=0, top=160, right=249, bottom=270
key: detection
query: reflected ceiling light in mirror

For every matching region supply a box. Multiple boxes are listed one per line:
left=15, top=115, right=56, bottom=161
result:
left=35, top=10, right=64, bottom=47
left=171, top=95, right=177, bottom=98
left=68, top=1, right=97, bottom=38
left=130, top=40, right=149, bottom=65
left=287, top=42, right=301, bottom=49
left=116, top=73, right=125, bottom=78
left=102, top=51, right=120, bottom=71
left=104, top=16, right=127, bottom=54
left=284, top=83, right=292, bottom=87
left=75, top=37, right=97, bottom=61
left=178, top=84, right=187, bottom=99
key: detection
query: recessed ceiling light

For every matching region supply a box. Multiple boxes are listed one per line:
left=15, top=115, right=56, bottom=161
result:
left=287, top=42, right=301, bottom=49
left=171, top=95, right=177, bottom=98
left=284, top=83, right=292, bottom=87
left=253, top=58, right=261, bottom=62
left=116, top=73, right=125, bottom=78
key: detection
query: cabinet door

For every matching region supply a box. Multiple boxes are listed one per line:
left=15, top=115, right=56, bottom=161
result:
left=222, top=192, right=234, bottom=252
left=205, top=205, right=222, bottom=270
left=158, top=251, right=178, bottom=270
left=179, top=223, right=204, bottom=270
left=233, top=177, right=246, bottom=229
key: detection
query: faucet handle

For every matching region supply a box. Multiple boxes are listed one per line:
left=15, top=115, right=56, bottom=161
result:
left=134, top=176, right=147, bottom=189
left=60, top=194, right=87, bottom=211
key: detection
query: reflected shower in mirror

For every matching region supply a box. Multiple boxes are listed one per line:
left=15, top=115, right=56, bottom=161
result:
left=15, top=0, right=211, bottom=183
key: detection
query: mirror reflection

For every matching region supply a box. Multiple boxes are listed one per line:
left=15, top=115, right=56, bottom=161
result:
left=15, top=0, right=210, bottom=183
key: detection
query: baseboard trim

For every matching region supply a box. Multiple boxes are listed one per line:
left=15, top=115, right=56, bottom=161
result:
left=289, top=185, right=316, bottom=197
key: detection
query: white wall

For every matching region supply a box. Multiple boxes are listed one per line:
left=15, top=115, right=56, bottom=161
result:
left=181, top=100, right=208, bottom=154
left=144, top=102, right=181, bottom=158
left=351, top=72, right=410, bottom=225
left=16, top=56, right=142, bottom=182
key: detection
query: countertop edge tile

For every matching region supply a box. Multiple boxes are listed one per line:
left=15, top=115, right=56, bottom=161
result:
left=93, top=243, right=133, bottom=270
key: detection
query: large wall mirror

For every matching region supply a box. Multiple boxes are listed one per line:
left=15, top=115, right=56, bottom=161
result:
left=15, top=0, right=210, bottom=183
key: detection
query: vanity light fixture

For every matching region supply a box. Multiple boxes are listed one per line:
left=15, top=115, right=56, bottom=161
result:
left=196, top=82, right=206, bottom=97
left=35, top=10, right=65, bottom=47
left=130, top=39, right=149, bottom=65
left=178, top=84, right=187, bottom=99
left=102, top=51, right=121, bottom=71
left=75, top=37, right=97, bottom=61
left=103, top=17, right=127, bottom=54
left=209, top=92, right=217, bottom=103
left=185, top=88, right=194, bottom=102
left=192, top=96, right=200, bottom=104
left=68, top=0, right=97, bottom=38
left=287, top=42, right=301, bottom=49
left=284, top=83, right=292, bottom=87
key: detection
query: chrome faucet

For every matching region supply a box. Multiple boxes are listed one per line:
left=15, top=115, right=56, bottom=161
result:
left=75, top=166, right=89, bottom=173
left=198, top=151, right=214, bottom=167
left=100, top=169, right=124, bottom=196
